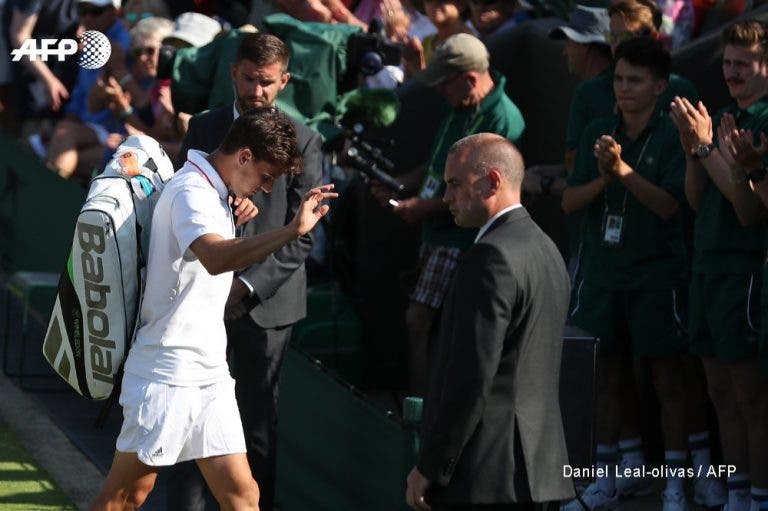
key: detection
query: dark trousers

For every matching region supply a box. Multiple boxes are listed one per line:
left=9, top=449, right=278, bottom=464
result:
left=230, top=319, right=293, bottom=511
left=166, top=318, right=293, bottom=511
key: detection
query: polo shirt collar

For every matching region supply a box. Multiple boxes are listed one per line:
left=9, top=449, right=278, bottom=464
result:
left=476, top=71, right=507, bottom=115
left=743, top=95, right=768, bottom=115
left=187, top=149, right=229, bottom=201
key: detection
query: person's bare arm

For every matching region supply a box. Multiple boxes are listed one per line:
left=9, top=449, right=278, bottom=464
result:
left=671, top=97, right=763, bottom=225
left=684, top=156, right=706, bottom=212
left=190, top=185, right=336, bottom=275
left=561, top=175, right=610, bottom=214
left=597, top=135, right=679, bottom=220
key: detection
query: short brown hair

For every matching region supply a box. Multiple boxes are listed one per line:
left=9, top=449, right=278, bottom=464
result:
left=220, top=107, right=302, bottom=175
left=723, top=19, right=768, bottom=60
left=609, top=0, right=660, bottom=34
left=236, top=33, right=290, bottom=72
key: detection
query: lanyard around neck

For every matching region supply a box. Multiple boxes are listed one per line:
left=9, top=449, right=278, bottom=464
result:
left=603, top=127, right=654, bottom=214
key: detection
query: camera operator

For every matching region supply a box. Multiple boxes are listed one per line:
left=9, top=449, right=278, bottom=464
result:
left=370, top=33, right=524, bottom=396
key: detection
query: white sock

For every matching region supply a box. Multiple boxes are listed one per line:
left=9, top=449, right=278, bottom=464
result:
left=665, top=450, right=687, bottom=494
left=688, top=432, right=713, bottom=476
left=596, top=444, right=617, bottom=495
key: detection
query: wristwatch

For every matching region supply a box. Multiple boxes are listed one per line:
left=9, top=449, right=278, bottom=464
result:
left=694, top=143, right=716, bottom=159
left=540, top=175, right=554, bottom=196
left=747, top=166, right=767, bottom=183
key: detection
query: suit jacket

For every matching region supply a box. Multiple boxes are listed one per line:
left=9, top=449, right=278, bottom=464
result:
left=418, top=207, right=574, bottom=505
left=178, top=104, right=323, bottom=327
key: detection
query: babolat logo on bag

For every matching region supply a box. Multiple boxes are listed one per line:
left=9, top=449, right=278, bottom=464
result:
left=43, top=135, right=175, bottom=399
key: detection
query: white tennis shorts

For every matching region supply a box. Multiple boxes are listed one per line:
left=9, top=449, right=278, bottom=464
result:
left=116, top=373, right=246, bottom=466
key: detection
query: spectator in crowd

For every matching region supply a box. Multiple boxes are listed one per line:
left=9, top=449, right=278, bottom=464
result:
left=371, top=33, right=524, bottom=396
left=45, top=0, right=130, bottom=180
left=565, top=0, right=697, bottom=171
left=561, top=37, right=698, bottom=511
left=89, top=108, right=335, bottom=511
left=656, top=0, right=694, bottom=50
left=670, top=19, right=768, bottom=511
left=406, top=133, right=573, bottom=511
left=169, top=33, right=323, bottom=511
left=551, top=5, right=612, bottom=83
left=523, top=5, right=612, bottom=202
left=570, top=3, right=723, bottom=502
left=163, top=11, right=221, bottom=48
left=122, top=0, right=170, bottom=27
left=8, top=0, right=79, bottom=115
left=89, top=16, right=188, bottom=162
left=468, top=0, right=529, bottom=40
left=556, top=5, right=706, bottom=484
left=401, top=0, right=473, bottom=79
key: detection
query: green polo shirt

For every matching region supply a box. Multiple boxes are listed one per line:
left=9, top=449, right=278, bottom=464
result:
left=565, top=69, right=698, bottom=151
left=692, top=98, right=768, bottom=275
left=420, top=72, right=525, bottom=249
left=567, top=109, right=688, bottom=289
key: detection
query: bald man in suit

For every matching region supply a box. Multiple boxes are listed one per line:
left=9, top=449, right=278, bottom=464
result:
left=406, top=133, right=574, bottom=511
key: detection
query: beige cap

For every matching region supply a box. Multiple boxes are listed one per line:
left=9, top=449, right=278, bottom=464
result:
left=419, top=33, right=490, bottom=87
left=164, top=12, right=221, bottom=48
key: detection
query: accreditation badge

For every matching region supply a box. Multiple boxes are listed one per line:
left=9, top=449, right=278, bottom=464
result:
left=419, top=175, right=441, bottom=199
left=601, top=210, right=625, bottom=247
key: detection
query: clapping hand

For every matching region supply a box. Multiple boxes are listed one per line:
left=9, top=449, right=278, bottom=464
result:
left=670, top=96, right=713, bottom=156
left=594, top=135, right=625, bottom=178
left=717, top=113, right=740, bottom=170
left=730, top=128, right=768, bottom=172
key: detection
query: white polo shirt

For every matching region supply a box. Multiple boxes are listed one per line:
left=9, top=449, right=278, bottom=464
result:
left=124, top=150, right=235, bottom=386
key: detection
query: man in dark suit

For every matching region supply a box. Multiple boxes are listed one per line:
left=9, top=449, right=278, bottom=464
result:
left=170, top=33, right=323, bottom=511
left=406, top=133, right=574, bottom=511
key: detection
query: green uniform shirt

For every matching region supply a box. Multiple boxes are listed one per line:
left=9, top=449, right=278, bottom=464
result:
left=692, top=98, right=768, bottom=275
left=420, top=72, right=525, bottom=249
left=567, top=110, right=688, bottom=289
left=565, top=70, right=698, bottom=151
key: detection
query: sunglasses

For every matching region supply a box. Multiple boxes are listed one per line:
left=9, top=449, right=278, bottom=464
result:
left=77, top=4, right=108, bottom=17
left=132, top=46, right=159, bottom=57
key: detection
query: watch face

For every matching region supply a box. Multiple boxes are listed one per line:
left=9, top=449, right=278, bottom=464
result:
left=695, top=144, right=713, bottom=158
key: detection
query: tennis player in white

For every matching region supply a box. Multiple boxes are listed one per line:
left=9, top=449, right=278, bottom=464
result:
left=90, top=108, right=337, bottom=511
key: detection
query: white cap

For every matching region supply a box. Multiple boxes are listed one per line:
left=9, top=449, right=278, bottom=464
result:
left=164, top=12, right=221, bottom=48
left=77, top=0, right=121, bottom=7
